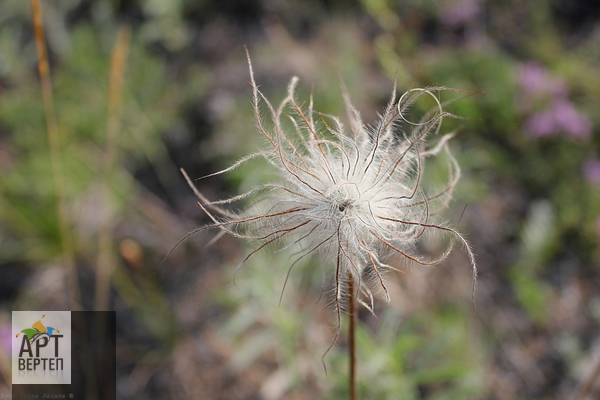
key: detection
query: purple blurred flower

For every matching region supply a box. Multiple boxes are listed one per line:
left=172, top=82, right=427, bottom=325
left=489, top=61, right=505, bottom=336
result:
left=526, top=109, right=557, bottom=138
left=518, top=62, right=568, bottom=99
left=552, top=99, right=592, bottom=139
left=526, top=99, right=591, bottom=139
left=584, top=159, right=600, bottom=185
left=519, top=62, right=547, bottom=95
left=441, top=0, right=480, bottom=28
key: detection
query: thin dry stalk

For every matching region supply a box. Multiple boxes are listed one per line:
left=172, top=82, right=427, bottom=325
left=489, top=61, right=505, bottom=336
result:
left=348, top=273, right=357, bottom=400
left=96, top=25, right=131, bottom=311
left=31, top=0, right=81, bottom=309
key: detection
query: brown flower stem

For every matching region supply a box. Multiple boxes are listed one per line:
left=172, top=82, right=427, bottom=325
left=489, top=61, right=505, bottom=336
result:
left=348, top=273, right=357, bottom=400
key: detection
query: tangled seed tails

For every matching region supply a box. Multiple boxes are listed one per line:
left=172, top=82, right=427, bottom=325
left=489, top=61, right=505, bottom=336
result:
left=183, top=50, right=478, bottom=326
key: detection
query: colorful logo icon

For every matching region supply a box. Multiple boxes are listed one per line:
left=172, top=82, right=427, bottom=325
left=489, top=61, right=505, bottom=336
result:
left=15, top=314, right=60, bottom=344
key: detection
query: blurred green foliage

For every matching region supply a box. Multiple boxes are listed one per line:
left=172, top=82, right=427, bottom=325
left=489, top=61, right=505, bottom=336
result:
left=0, top=23, right=177, bottom=261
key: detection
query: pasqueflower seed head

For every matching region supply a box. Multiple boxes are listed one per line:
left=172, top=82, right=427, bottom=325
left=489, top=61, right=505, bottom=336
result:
left=182, top=50, right=477, bottom=316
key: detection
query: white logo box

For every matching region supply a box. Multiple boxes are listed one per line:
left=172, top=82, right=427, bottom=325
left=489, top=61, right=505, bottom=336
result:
left=12, top=311, right=72, bottom=385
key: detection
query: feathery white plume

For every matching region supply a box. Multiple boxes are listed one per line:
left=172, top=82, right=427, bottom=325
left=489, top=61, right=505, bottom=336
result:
left=181, top=50, right=477, bottom=320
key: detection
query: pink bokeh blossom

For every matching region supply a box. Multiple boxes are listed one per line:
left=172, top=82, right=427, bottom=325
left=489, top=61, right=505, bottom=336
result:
left=552, top=99, right=592, bottom=139
left=525, top=99, right=591, bottom=139
left=518, top=62, right=567, bottom=98
left=519, top=61, right=591, bottom=141
left=526, top=109, right=557, bottom=138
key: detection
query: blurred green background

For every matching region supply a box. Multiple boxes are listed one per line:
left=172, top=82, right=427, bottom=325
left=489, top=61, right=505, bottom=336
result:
left=1, top=0, right=599, bottom=399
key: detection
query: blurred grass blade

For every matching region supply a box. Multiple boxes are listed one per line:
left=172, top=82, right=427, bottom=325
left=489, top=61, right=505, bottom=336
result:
left=31, top=0, right=81, bottom=309
left=96, top=24, right=131, bottom=311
